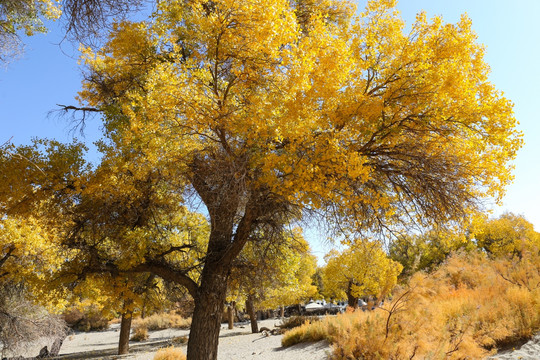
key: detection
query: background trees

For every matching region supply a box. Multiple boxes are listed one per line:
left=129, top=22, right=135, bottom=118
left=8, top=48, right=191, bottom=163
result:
left=473, top=213, right=540, bottom=257
left=389, top=228, right=475, bottom=279
left=228, top=230, right=317, bottom=332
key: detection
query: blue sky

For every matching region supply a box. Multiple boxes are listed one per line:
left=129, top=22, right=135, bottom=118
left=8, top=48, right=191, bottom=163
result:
left=1, top=1, right=539, bottom=261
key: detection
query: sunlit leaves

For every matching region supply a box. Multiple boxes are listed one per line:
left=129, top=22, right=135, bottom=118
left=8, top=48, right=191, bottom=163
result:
left=322, top=240, right=402, bottom=301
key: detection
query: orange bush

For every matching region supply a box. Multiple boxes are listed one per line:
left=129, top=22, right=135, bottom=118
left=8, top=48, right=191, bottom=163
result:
left=282, top=251, right=540, bottom=359
left=133, top=312, right=191, bottom=331
left=153, top=347, right=186, bottom=360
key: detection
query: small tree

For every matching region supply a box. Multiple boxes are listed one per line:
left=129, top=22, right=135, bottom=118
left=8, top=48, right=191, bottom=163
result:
left=472, top=213, right=540, bottom=258
left=323, top=240, right=403, bottom=308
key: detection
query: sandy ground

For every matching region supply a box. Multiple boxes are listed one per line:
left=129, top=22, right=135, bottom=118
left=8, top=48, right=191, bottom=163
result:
left=22, top=320, right=538, bottom=360
left=489, top=333, right=540, bottom=360
left=57, top=319, right=331, bottom=360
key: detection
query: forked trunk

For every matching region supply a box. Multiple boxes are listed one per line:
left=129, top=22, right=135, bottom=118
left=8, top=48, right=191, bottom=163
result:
left=186, top=270, right=229, bottom=360
left=246, top=294, right=258, bottom=333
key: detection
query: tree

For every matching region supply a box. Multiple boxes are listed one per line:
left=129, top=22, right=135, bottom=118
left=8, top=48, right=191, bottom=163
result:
left=0, top=0, right=61, bottom=64
left=389, top=228, right=475, bottom=278
left=322, top=241, right=403, bottom=308
left=1, top=139, right=208, bottom=355
left=472, top=213, right=540, bottom=258
left=0, top=0, right=150, bottom=64
left=0, top=141, right=77, bottom=357
left=15, top=0, right=521, bottom=358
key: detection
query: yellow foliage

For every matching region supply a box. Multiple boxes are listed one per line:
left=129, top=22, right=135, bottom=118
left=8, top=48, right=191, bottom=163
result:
left=0, top=0, right=61, bottom=36
left=471, top=213, right=540, bottom=257
left=79, top=0, right=521, bottom=236
left=322, top=240, right=402, bottom=302
left=229, top=229, right=318, bottom=309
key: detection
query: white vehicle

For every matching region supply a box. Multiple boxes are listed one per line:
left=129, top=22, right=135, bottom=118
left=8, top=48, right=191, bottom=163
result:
left=304, top=300, right=324, bottom=313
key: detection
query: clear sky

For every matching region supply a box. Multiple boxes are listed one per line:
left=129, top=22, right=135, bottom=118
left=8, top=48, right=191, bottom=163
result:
left=1, top=1, right=539, bottom=262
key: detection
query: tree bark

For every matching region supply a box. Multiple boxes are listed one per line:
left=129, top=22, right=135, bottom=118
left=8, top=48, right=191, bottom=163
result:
left=186, top=268, right=229, bottom=360
left=246, top=294, right=258, bottom=333
left=185, top=171, right=258, bottom=360
left=280, top=305, right=285, bottom=318
left=227, top=302, right=234, bottom=329
left=118, top=307, right=133, bottom=355
left=347, top=282, right=359, bottom=310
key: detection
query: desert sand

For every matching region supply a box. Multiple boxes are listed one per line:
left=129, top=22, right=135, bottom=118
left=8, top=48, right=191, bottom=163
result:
left=50, top=320, right=540, bottom=360
left=57, top=319, right=330, bottom=360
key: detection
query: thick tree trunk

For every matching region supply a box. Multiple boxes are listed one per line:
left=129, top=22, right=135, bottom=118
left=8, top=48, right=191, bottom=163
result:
left=186, top=269, right=229, bottom=360
left=347, top=281, right=359, bottom=310
left=118, top=309, right=133, bottom=355
left=280, top=305, right=285, bottom=318
left=246, top=295, right=258, bottom=333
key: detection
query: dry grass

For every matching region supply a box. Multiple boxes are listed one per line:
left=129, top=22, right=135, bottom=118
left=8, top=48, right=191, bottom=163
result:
left=153, top=346, right=186, bottom=360
left=62, top=304, right=109, bottom=332
left=130, top=324, right=149, bottom=341
left=282, top=251, right=540, bottom=359
left=133, top=312, right=191, bottom=331
left=278, top=315, right=321, bottom=330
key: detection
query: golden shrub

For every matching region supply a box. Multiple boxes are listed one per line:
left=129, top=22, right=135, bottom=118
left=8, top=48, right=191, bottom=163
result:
left=153, top=347, right=186, bottom=360
left=130, top=324, right=149, bottom=341
left=133, top=312, right=191, bottom=331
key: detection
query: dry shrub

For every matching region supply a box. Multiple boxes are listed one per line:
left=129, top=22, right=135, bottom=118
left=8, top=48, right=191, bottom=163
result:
left=282, top=251, right=540, bottom=359
left=281, top=320, right=328, bottom=347
left=130, top=324, right=149, bottom=342
left=0, top=283, right=67, bottom=357
left=171, top=335, right=188, bottom=345
left=153, top=346, right=186, bottom=360
left=133, top=312, right=191, bottom=331
left=62, top=304, right=109, bottom=332
left=278, top=315, right=321, bottom=330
